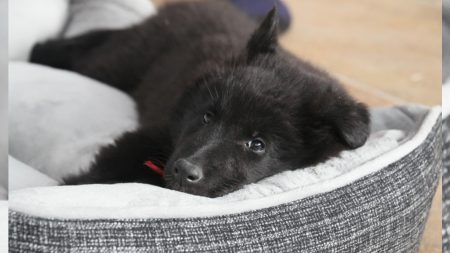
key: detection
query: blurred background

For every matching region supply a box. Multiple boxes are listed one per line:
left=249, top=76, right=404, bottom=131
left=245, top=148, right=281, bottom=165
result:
left=154, top=0, right=441, bottom=252
left=445, top=0, right=450, bottom=82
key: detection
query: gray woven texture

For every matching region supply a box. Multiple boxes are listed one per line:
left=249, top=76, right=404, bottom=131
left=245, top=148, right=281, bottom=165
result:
left=9, top=120, right=441, bottom=253
left=443, top=116, right=450, bottom=253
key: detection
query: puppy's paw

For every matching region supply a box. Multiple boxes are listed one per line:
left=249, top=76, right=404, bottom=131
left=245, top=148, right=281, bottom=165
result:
left=30, top=40, right=73, bottom=70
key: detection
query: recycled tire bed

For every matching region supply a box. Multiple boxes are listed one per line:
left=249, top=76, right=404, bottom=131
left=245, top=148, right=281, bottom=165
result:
left=9, top=106, right=441, bottom=253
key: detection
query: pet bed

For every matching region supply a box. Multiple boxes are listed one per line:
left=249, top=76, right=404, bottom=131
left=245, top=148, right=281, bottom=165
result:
left=443, top=81, right=450, bottom=253
left=0, top=201, right=7, bottom=252
left=8, top=0, right=441, bottom=252
left=8, top=61, right=441, bottom=252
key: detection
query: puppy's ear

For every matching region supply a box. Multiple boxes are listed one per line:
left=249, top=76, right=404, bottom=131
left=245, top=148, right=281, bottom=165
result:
left=331, top=102, right=370, bottom=149
left=297, top=93, right=370, bottom=161
left=246, top=7, right=279, bottom=61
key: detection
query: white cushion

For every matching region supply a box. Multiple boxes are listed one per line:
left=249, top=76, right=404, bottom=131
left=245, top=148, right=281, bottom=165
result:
left=9, top=62, right=138, bottom=182
left=8, top=0, right=69, bottom=61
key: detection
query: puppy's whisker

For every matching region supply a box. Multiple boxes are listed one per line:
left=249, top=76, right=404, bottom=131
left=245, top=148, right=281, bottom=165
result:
left=204, top=81, right=215, bottom=101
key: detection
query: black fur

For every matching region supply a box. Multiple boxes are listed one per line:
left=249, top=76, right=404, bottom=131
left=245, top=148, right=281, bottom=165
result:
left=31, top=1, right=370, bottom=197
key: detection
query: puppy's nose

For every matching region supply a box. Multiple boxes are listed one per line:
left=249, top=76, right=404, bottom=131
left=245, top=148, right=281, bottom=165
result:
left=174, top=159, right=203, bottom=183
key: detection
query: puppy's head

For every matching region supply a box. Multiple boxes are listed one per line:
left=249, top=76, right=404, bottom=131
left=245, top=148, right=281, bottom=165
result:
left=164, top=8, right=370, bottom=197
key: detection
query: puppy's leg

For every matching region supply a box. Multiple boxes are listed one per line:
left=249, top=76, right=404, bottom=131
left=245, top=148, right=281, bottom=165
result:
left=30, top=30, right=114, bottom=71
left=30, top=29, right=145, bottom=92
left=30, top=21, right=163, bottom=92
left=63, top=128, right=172, bottom=186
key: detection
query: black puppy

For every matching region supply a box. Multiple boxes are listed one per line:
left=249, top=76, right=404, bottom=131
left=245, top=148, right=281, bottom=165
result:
left=31, top=1, right=370, bottom=197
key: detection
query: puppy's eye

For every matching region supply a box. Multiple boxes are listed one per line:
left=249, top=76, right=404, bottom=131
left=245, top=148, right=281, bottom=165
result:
left=203, top=112, right=213, bottom=124
left=246, top=138, right=266, bottom=153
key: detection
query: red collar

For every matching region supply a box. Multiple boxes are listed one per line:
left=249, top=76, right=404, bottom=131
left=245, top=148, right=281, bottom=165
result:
left=144, top=160, right=164, bottom=177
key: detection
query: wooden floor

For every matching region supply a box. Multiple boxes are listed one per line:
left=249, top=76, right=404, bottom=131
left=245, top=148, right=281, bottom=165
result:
left=155, top=0, right=442, bottom=252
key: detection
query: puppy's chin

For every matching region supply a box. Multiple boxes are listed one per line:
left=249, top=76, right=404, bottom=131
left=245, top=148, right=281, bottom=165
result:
left=165, top=181, right=209, bottom=197
left=165, top=181, right=237, bottom=198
